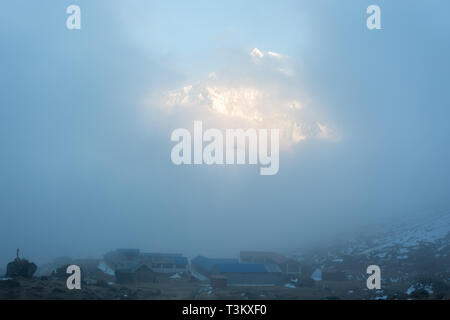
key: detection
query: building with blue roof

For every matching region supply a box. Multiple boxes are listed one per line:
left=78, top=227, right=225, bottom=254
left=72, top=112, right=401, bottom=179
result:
left=191, top=256, right=239, bottom=276
left=140, top=252, right=188, bottom=273
left=191, top=256, right=283, bottom=286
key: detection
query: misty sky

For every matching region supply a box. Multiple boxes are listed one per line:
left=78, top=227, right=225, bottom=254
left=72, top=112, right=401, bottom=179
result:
left=1, top=1, right=449, bottom=266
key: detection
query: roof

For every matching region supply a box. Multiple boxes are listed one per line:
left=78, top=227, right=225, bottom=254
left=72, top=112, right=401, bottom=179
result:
left=141, top=253, right=182, bottom=257
left=116, top=249, right=140, bottom=256
left=214, top=263, right=268, bottom=273
left=192, top=256, right=239, bottom=272
left=240, top=251, right=289, bottom=264
left=140, top=253, right=188, bottom=265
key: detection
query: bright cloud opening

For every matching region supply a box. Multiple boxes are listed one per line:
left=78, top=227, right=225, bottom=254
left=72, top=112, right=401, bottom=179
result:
left=144, top=47, right=339, bottom=149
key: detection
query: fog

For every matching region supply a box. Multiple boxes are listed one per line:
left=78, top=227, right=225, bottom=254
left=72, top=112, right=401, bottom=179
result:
left=1, top=1, right=449, bottom=267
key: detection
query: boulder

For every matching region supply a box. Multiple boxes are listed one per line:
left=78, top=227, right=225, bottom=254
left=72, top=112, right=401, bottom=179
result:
left=5, top=258, right=37, bottom=278
left=5, top=249, right=37, bottom=278
left=6, top=258, right=37, bottom=278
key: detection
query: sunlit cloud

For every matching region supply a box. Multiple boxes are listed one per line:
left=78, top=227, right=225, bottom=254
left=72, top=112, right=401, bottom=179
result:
left=144, top=47, right=339, bottom=149
left=267, top=51, right=282, bottom=59
left=250, top=47, right=264, bottom=59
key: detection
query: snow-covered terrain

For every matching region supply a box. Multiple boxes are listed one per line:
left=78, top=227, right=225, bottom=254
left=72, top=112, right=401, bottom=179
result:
left=347, top=212, right=450, bottom=258
left=293, top=212, right=450, bottom=299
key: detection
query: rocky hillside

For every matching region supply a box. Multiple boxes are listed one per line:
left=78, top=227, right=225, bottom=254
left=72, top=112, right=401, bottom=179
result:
left=293, top=212, right=450, bottom=299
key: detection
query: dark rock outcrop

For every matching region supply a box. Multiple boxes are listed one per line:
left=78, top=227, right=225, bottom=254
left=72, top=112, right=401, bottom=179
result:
left=6, top=258, right=37, bottom=278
